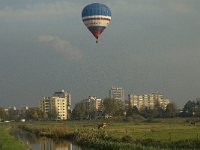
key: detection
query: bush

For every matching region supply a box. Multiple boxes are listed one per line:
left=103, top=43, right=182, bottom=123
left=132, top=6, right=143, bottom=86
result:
left=73, top=129, right=108, bottom=142
left=132, top=114, right=145, bottom=121
left=121, top=135, right=133, bottom=143
left=123, top=117, right=132, bottom=122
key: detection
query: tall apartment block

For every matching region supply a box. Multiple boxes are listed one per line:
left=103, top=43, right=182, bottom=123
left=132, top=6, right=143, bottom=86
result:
left=128, top=92, right=170, bottom=110
left=109, top=86, right=125, bottom=101
left=39, top=90, right=71, bottom=120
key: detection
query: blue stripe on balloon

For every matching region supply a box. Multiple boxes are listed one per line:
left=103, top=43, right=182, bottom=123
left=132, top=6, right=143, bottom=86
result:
left=82, top=3, right=111, bottom=17
left=88, top=26, right=106, bottom=30
left=88, top=26, right=105, bottom=33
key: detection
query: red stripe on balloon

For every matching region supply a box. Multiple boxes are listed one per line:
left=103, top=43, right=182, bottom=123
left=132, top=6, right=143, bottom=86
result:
left=83, top=18, right=111, bottom=22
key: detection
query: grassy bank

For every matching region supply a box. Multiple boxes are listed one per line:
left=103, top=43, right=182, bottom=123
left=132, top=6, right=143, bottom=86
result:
left=0, top=124, right=30, bottom=150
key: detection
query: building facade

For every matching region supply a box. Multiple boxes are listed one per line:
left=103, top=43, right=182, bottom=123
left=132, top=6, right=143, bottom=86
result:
left=82, top=96, right=104, bottom=119
left=39, top=97, right=51, bottom=113
left=128, top=92, right=170, bottom=110
left=39, top=90, right=71, bottom=120
left=109, top=86, right=125, bottom=101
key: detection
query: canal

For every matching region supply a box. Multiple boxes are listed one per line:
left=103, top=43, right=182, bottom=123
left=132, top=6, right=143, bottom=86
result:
left=12, top=129, right=83, bottom=150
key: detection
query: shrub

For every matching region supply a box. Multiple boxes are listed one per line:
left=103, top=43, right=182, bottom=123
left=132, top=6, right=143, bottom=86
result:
left=73, top=129, right=108, bottom=142
left=121, top=135, right=133, bottom=143
left=132, top=114, right=145, bottom=121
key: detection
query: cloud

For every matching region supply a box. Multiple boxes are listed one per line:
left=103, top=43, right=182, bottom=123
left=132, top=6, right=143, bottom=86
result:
left=108, top=0, right=195, bottom=15
left=0, top=1, right=81, bottom=20
left=164, top=0, right=195, bottom=14
left=0, top=1, right=196, bottom=20
left=108, top=1, right=161, bottom=14
left=38, top=35, right=82, bottom=61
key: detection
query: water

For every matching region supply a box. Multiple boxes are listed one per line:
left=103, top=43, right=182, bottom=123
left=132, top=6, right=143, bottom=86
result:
left=12, top=129, right=82, bottom=150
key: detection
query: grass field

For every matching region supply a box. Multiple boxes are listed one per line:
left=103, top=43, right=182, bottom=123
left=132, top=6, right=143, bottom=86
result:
left=62, top=118, right=200, bottom=142
left=0, top=123, right=30, bottom=150
left=104, top=119, right=200, bottom=141
left=22, top=118, right=200, bottom=141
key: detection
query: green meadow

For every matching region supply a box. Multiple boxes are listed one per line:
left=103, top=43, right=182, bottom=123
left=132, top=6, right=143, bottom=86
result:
left=105, top=119, right=200, bottom=141
left=23, top=118, right=200, bottom=142
left=64, top=118, right=200, bottom=142
left=0, top=124, right=30, bottom=150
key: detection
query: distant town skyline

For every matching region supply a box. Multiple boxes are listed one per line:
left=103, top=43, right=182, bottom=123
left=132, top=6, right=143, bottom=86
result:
left=0, top=1, right=200, bottom=108
left=0, top=87, right=177, bottom=109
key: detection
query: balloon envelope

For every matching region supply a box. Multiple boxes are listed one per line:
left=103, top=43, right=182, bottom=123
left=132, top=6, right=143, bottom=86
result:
left=82, top=3, right=111, bottom=41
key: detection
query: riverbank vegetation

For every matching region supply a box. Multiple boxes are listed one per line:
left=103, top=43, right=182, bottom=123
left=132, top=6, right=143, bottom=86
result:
left=0, top=123, right=30, bottom=150
left=16, top=118, right=200, bottom=149
left=73, top=129, right=200, bottom=150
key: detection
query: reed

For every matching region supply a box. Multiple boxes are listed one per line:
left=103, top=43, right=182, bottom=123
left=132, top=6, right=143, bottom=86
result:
left=18, top=123, right=71, bottom=139
left=73, top=129, right=200, bottom=150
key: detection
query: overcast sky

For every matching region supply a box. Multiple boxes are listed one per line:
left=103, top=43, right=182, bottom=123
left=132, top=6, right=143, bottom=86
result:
left=0, top=0, right=200, bottom=108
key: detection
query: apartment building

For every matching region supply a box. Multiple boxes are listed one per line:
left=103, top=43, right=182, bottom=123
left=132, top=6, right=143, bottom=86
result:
left=128, top=92, right=170, bottom=110
left=39, top=90, right=71, bottom=120
left=39, top=97, right=51, bottom=113
left=109, top=86, right=125, bottom=101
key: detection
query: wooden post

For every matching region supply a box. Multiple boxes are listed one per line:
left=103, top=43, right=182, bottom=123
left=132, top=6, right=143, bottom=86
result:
left=169, top=132, right=171, bottom=141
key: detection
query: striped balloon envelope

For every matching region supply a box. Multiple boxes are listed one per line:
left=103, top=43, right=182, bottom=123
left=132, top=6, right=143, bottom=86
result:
left=82, top=3, right=111, bottom=43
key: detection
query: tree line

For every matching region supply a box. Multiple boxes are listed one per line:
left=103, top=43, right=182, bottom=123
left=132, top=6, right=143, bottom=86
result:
left=71, top=98, right=200, bottom=120
left=0, top=107, right=58, bottom=122
left=1, top=98, right=200, bottom=121
left=71, top=98, right=177, bottom=120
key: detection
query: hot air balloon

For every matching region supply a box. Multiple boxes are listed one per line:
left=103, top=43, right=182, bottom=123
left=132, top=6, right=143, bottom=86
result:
left=82, top=3, right=111, bottom=43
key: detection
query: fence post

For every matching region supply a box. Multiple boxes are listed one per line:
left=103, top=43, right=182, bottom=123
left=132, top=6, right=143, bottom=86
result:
left=169, top=132, right=171, bottom=141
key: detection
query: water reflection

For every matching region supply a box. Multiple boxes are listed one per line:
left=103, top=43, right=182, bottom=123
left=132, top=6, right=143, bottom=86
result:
left=12, top=129, right=82, bottom=150
left=33, top=138, right=75, bottom=150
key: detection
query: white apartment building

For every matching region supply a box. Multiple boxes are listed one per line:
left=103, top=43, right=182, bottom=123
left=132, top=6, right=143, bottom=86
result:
left=53, top=90, right=71, bottom=112
left=83, top=96, right=102, bottom=111
left=128, top=92, right=170, bottom=110
left=109, top=86, right=125, bottom=101
left=39, top=90, right=71, bottom=120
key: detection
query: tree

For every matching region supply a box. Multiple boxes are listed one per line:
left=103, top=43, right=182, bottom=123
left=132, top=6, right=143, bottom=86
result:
left=182, top=100, right=196, bottom=117
left=126, top=106, right=139, bottom=117
left=7, top=108, right=18, bottom=120
left=71, top=102, right=87, bottom=120
left=25, top=107, right=43, bottom=121
left=194, top=98, right=200, bottom=117
left=47, top=109, right=58, bottom=120
left=156, top=107, right=165, bottom=118
left=165, top=102, right=177, bottom=117
left=103, top=98, right=125, bottom=116
left=43, top=112, right=48, bottom=120
left=140, top=107, right=159, bottom=118
left=0, top=107, right=7, bottom=121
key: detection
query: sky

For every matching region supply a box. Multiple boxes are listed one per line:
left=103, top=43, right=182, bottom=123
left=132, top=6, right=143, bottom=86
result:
left=0, top=0, right=200, bottom=108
